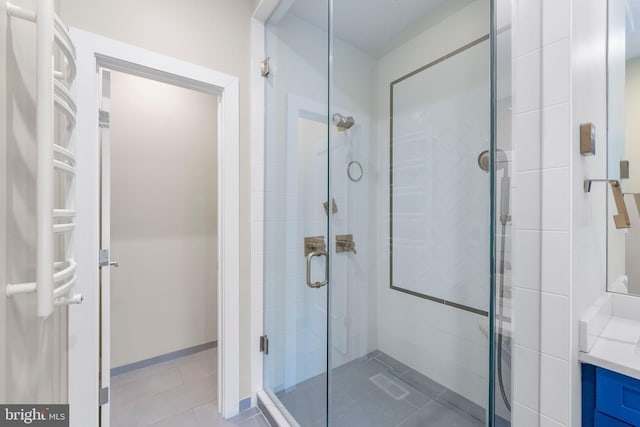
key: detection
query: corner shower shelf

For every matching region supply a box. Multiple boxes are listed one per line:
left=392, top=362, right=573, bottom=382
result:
left=5, top=0, right=82, bottom=316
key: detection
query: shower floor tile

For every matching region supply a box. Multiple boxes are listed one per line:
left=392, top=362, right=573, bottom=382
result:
left=275, top=351, right=485, bottom=427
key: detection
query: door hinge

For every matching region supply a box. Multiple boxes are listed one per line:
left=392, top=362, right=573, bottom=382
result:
left=99, top=109, right=110, bottom=128
left=99, top=387, right=109, bottom=406
left=99, top=249, right=109, bottom=268
left=260, top=335, right=269, bottom=354
left=261, top=57, right=270, bottom=78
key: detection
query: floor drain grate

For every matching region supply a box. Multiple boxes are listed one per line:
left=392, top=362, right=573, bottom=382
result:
left=369, top=373, right=410, bottom=400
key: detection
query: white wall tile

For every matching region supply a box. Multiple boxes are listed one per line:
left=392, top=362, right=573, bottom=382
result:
left=514, top=402, right=541, bottom=426
left=512, top=0, right=575, bottom=424
left=516, top=0, right=542, bottom=57
left=515, top=50, right=542, bottom=114
left=542, top=39, right=570, bottom=107
left=540, top=293, right=569, bottom=359
left=515, top=110, right=542, bottom=172
left=541, top=414, right=566, bottom=427
left=542, top=0, right=570, bottom=46
left=514, top=288, right=541, bottom=350
left=542, top=103, right=570, bottom=169
left=541, top=231, right=569, bottom=295
left=514, top=171, right=542, bottom=230
left=513, top=344, right=541, bottom=411
left=540, top=354, right=569, bottom=425
left=542, top=168, right=569, bottom=231
left=514, top=230, right=541, bottom=290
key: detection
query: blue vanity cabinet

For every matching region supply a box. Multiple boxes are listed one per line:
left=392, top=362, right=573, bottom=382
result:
left=594, top=412, right=633, bottom=426
left=582, top=363, right=640, bottom=426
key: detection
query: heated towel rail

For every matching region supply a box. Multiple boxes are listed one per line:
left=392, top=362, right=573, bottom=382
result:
left=5, top=0, right=82, bottom=316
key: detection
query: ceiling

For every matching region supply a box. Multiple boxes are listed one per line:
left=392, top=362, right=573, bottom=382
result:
left=285, top=0, right=475, bottom=58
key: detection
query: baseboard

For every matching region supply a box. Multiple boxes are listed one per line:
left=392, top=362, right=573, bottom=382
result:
left=239, top=396, right=251, bottom=412
left=111, top=340, right=217, bottom=377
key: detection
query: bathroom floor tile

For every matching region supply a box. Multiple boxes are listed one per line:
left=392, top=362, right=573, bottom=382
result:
left=110, top=348, right=270, bottom=427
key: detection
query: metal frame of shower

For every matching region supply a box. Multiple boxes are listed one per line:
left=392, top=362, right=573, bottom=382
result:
left=4, top=0, right=82, bottom=316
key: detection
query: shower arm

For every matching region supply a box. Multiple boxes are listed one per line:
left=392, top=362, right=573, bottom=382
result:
left=584, top=179, right=631, bottom=229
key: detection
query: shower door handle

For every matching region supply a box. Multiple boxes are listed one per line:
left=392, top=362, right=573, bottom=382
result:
left=306, top=250, right=328, bottom=288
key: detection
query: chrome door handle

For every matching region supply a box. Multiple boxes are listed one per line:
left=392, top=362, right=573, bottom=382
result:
left=306, top=250, right=328, bottom=288
left=109, top=261, right=119, bottom=267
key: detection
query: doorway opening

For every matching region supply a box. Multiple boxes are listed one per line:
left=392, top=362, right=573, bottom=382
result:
left=69, top=29, right=241, bottom=426
left=102, top=69, right=219, bottom=426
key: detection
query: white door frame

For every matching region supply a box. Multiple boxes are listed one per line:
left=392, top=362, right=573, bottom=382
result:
left=68, top=28, right=240, bottom=426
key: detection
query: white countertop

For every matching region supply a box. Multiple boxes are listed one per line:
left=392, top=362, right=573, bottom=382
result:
left=580, top=316, right=640, bottom=380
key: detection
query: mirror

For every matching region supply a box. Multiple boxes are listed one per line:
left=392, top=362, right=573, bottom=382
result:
left=608, top=0, right=640, bottom=295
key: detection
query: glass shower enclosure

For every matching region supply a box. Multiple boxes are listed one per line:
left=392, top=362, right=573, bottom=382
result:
left=262, top=0, right=513, bottom=425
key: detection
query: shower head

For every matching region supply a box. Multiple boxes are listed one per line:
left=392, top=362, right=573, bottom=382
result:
left=333, top=113, right=355, bottom=131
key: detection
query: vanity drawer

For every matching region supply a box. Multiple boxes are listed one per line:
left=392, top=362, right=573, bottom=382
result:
left=596, top=367, right=640, bottom=425
left=595, top=411, right=633, bottom=426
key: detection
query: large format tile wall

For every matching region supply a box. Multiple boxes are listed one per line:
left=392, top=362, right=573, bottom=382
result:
left=375, top=0, right=492, bottom=408
left=512, top=0, right=608, bottom=425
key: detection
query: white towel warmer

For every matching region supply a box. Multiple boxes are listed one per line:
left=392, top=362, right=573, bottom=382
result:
left=5, top=0, right=82, bottom=316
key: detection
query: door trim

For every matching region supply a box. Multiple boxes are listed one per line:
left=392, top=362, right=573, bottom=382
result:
left=69, top=29, right=241, bottom=425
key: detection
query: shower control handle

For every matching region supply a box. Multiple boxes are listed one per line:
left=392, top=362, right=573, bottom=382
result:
left=306, top=250, right=328, bottom=289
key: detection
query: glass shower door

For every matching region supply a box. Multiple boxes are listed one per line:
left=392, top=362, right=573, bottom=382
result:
left=262, top=0, right=510, bottom=426
left=327, top=1, right=496, bottom=426
left=262, top=2, right=331, bottom=425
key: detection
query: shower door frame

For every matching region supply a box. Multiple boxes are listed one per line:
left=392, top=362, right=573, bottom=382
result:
left=69, top=28, right=241, bottom=426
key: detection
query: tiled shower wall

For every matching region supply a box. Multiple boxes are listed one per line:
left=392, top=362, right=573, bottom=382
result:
left=512, top=0, right=572, bottom=424
left=512, top=0, right=608, bottom=425
left=375, top=0, right=492, bottom=408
